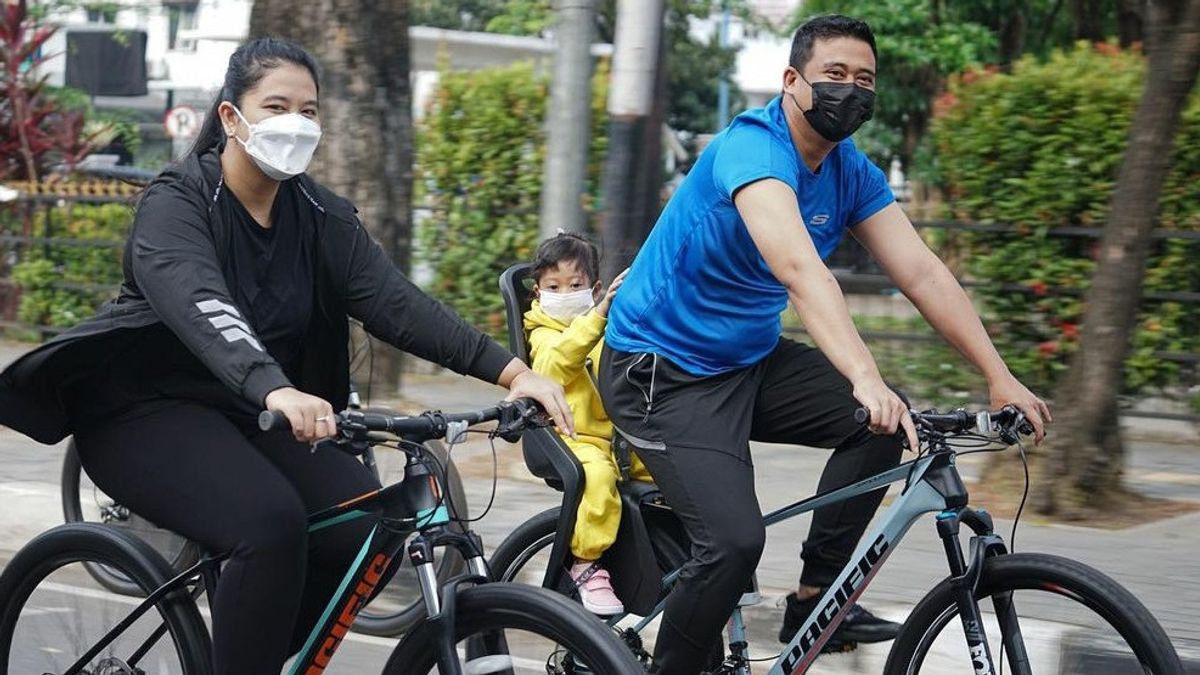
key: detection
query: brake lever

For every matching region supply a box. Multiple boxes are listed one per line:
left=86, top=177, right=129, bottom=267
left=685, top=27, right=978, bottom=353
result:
left=996, top=405, right=1033, bottom=445
left=494, top=401, right=553, bottom=443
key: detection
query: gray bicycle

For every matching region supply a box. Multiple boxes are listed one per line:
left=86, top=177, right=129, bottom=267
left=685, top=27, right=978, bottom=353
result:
left=490, top=405, right=1187, bottom=674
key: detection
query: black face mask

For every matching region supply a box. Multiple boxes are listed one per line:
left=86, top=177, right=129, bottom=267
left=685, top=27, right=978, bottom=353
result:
left=790, top=73, right=876, bottom=143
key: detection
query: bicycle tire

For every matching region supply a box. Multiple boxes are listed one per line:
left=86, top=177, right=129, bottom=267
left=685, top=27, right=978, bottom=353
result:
left=489, top=506, right=690, bottom=595
left=381, top=583, right=644, bottom=674
left=352, top=438, right=470, bottom=636
left=61, top=438, right=202, bottom=597
left=884, top=552, right=1185, bottom=675
left=0, top=523, right=212, bottom=674
left=488, top=507, right=562, bottom=584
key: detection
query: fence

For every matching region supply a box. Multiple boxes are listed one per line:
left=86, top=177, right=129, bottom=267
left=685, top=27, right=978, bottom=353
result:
left=0, top=187, right=1195, bottom=423
left=0, top=180, right=138, bottom=338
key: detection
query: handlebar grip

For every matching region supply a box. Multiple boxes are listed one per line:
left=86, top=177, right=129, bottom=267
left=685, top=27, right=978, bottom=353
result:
left=258, top=410, right=291, bottom=432
left=854, top=407, right=870, bottom=425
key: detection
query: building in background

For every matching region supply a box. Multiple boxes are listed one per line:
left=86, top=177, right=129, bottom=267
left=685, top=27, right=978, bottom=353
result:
left=34, top=1, right=614, bottom=164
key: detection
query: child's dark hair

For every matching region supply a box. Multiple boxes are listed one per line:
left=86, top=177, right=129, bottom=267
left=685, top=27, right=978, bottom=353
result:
left=531, top=232, right=600, bottom=284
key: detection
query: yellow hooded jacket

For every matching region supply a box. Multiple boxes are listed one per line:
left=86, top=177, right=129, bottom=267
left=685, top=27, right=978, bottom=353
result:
left=523, top=300, right=612, bottom=454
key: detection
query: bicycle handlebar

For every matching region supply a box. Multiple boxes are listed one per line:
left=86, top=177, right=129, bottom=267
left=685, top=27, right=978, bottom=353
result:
left=258, top=398, right=550, bottom=443
left=854, top=405, right=1033, bottom=441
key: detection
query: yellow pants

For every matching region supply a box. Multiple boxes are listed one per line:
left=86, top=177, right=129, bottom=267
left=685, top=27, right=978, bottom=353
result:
left=564, top=437, right=653, bottom=561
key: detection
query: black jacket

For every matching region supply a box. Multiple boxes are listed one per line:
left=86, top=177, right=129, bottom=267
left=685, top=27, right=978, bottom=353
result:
left=0, top=151, right=513, bottom=444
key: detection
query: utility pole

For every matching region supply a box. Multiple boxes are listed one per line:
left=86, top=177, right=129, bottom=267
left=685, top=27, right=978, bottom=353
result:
left=540, top=0, right=597, bottom=238
left=600, top=0, right=664, bottom=284
left=717, top=1, right=732, bottom=130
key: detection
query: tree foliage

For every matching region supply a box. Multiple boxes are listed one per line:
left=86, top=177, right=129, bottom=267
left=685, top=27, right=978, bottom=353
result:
left=416, top=62, right=609, bottom=338
left=930, top=43, right=1199, bottom=398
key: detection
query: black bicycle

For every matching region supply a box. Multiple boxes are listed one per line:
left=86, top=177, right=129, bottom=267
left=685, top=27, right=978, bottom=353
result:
left=58, top=386, right=468, bottom=636
left=1, top=399, right=643, bottom=675
left=490, top=406, right=1186, bottom=674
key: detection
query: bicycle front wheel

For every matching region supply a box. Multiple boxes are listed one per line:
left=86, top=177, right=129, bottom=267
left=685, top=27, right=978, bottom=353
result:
left=884, top=552, right=1184, bottom=675
left=0, top=523, right=211, bottom=675
left=382, top=584, right=644, bottom=674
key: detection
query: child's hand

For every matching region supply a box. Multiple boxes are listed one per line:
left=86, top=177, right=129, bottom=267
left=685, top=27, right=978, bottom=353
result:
left=596, top=268, right=629, bottom=318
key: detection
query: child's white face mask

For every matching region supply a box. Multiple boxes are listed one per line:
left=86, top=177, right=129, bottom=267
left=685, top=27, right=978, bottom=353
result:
left=540, top=288, right=594, bottom=322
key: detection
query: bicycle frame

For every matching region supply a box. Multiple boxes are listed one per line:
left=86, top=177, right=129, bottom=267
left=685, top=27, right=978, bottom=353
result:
left=69, top=447, right=486, bottom=675
left=614, top=448, right=1009, bottom=675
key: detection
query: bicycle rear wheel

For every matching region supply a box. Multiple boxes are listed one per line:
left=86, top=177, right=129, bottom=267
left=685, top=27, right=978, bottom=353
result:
left=61, top=439, right=201, bottom=597
left=382, top=584, right=644, bottom=674
left=884, top=552, right=1184, bottom=675
left=0, top=523, right=211, bottom=675
left=488, top=507, right=688, bottom=594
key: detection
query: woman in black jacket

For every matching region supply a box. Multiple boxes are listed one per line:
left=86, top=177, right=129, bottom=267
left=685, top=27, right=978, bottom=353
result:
left=0, top=38, right=572, bottom=675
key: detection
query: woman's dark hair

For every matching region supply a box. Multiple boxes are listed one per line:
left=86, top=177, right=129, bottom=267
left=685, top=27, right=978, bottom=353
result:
left=789, top=15, right=877, bottom=71
left=188, top=37, right=321, bottom=157
left=531, top=232, right=601, bottom=285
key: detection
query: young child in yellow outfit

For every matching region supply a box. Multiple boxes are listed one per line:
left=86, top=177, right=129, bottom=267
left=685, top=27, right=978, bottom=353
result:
left=524, top=232, right=652, bottom=616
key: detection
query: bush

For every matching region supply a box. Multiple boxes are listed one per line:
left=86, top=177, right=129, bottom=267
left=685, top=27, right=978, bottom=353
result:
left=11, top=202, right=130, bottom=330
left=416, top=61, right=608, bottom=338
left=929, top=43, right=1200, bottom=395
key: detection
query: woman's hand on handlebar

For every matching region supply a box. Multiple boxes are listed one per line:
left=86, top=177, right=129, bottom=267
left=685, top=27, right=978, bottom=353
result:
left=988, top=373, right=1051, bottom=444
left=501, top=366, right=575, bottom=439
left=264, top=387, right=337, bottom=443
left=852, top=376, right=919, bottom=451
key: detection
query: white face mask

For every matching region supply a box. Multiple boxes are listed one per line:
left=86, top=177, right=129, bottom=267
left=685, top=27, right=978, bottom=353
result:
left=230, top=105, right=322, bottom=181
left=539, top=288, right=595, bottom=323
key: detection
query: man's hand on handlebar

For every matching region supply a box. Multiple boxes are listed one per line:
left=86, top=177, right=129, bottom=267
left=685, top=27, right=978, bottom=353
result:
left=987, top=373, right=1051, bottom=444
left=851, top=376, right=919, bottom=451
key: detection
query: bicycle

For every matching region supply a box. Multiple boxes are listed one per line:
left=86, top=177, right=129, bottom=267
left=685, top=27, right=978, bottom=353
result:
left=0, top=399, right=643, bottom=675
left=489, top=404, right=1187, bottom=674
left=58, top=385, right=469, bottom=636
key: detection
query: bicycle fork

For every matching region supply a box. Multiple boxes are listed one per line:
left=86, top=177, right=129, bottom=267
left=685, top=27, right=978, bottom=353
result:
left=411, top=528, right=496, bottom=675
left=937, top=508, right=1032, bottom=675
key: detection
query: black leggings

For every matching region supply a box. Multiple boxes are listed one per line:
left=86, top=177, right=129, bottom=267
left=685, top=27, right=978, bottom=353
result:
left=600, top=339, right=905, bottom=675
left=74, top=401, right=380, bottom=675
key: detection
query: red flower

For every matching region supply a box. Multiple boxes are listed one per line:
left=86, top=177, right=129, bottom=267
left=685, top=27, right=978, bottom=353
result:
left=1061, top=323, right=1079, bottom=340
left=1028, top=280, right=1049, bottom=296
left=1037, top=341, right=1058, bottom=356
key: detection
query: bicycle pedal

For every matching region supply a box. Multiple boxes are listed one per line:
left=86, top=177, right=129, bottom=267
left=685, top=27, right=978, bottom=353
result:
left=823, top=640, right=858, bottom=654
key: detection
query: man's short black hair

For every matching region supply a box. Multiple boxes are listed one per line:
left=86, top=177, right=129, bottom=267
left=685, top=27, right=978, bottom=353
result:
left=531, top=232, right=600, bottom=284
left=789, top=15, right=877, bottom=71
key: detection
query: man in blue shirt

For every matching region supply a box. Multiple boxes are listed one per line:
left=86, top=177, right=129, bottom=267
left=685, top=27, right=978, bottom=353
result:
left=599, top=15, right=1050, bottom=675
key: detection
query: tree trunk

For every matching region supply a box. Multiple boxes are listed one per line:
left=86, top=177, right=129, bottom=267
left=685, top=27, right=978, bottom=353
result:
left=1036, top=0, right=1200, bottom=515
left=1118, top=0, right=1147, bottom=47
left=629, top=25, right=669, bottom=250
left=1071, top=0, right=1106, bottom=40
left=249, top=0, right=413, bottom=401
left=998, top=5, right=1027, bottom=66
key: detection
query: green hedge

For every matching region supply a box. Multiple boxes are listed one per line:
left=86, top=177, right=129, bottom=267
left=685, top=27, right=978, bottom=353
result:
left=929, top=43, right=1200, bottom=396
left=416, top=61, right=609, bottom=339
left=11, top=203, right=130, bottom=330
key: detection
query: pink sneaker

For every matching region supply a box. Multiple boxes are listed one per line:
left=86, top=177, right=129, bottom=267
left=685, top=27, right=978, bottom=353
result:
left=570, top=562, right=625, bottom=616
